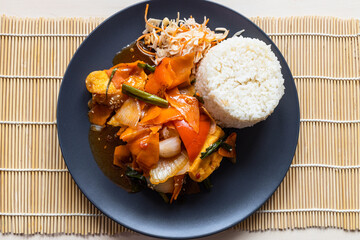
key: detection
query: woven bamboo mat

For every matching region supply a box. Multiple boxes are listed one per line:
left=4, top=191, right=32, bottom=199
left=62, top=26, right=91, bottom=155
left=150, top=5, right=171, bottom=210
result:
left=0, top=15, right=359, bottom=234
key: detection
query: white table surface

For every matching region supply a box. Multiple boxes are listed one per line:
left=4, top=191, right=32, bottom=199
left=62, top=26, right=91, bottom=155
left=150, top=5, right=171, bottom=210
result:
left=1, top=0, right=359, bottom=239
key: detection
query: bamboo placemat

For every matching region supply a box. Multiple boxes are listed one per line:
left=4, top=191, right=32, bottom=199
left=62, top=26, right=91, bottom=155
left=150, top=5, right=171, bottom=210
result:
left=0, top=15, right=359, bottom=234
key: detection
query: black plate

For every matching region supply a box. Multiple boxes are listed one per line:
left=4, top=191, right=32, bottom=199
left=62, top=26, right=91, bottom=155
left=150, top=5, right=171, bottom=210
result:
left=57, top=0, right=300, bottom=238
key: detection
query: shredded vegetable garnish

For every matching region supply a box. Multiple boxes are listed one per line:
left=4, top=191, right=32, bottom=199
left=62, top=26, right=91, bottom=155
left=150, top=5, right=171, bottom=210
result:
left=138, top=4, right=229, bottom=65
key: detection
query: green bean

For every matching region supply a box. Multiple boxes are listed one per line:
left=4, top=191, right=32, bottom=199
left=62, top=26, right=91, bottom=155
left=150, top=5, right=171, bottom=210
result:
left=106, top=67, right=118, bottom=99
left=122, top=84, right=168, bottom=108
left=137, top=62, right=156, bottom=72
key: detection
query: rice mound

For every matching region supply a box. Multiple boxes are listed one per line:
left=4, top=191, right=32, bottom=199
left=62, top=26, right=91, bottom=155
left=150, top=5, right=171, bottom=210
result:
left=195, top=36, right=285, bottom=128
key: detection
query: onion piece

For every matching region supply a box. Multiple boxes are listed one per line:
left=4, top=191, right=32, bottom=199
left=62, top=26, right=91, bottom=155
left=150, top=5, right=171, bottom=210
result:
left=107, top=98, right=141, bottom=127
left=150, top=151, right=189, bottom=184
left=90, top=124, right=104, bottom=131
left=159, top=136, right=181, bottom=158
left=151, top=178, right=174, bottom=193
left=175, top=161, right=189, bottom=176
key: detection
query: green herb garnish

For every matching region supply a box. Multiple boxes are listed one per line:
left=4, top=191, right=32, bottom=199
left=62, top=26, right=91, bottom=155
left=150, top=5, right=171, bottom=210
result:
left=220, top=142, right=232, bottom=152
left=122, top=84, right=168, bottom=108
left=193, top=91, right=204, bottom=104
left=125, top=167, right=146, bottom=182
left=137, top=62, right=156, bottom=72
left=106, top=67, right=118, bottom=99
left=125, top=166, right=147, bottom=191
left=200, top=136, right=226, bottom=159
left=158, top=192, right=169, bottom=204
left=200, top=177, right=213, bottom=191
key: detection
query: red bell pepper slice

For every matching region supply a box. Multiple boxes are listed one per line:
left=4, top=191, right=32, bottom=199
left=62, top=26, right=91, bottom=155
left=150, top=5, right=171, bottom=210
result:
left=174, top=114, right=210, bottom=162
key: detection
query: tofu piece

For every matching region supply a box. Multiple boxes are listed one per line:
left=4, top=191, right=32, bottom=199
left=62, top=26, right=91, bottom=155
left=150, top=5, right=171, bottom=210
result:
left=85, top=70, right=122, bottom=95
left=188, top=126, right=225, bottom=182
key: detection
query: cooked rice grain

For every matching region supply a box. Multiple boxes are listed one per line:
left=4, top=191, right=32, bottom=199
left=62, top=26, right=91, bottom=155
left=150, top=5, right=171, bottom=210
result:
left=196, top=36, right=285, bottom=128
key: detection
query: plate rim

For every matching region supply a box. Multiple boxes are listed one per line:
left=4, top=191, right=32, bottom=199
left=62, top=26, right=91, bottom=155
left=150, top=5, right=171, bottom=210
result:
left=57, top=0, right=300, bottom=238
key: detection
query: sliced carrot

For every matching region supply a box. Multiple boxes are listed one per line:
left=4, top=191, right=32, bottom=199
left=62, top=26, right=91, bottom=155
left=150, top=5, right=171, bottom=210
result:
left=88, top=104, right=113, bottom=126
left=168, top=52, right=194, bottom=86
left=145, top=53, right=194, bottom=95
left=145, top=58, right=175, bottom=95
left=218, top=132, right=237, bottom=159
left=116, top=126, right=127, bottom=136
left=140, top=106, right=162, bottom=123
left=149, top=125, right=162, bottom=133
left=144, top=4, right=162, bottom=31
left=174, top=114, right=210, bottom=162
left=170, top=174, right=185, bottom=203
left=105, top=61, right=147, bottom=89
left=166, top=89, right=200, bottom=133
left=128, top=132, right=159, bottom=173
left=140, top=106, right=183, bottom=126
left=120, top=127, right=151, bottom=143
left=113, top=145, right=131, bottom=167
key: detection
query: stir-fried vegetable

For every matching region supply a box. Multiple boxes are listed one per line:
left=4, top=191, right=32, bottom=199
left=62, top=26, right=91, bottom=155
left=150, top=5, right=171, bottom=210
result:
left=166, top=87, right=200, bottom=133
left=149, top=151, right=188, bottom=184
left=174, top=114, right=210, bottom=162
left=113, top=145, right=131, bottom=167
left=145, top=53, right=195, bottom=96
left=138, top=4, right=229, bottom=65
left=200, top=177, right=213, bottom=191
left=152, top=178, right=174, bottom=193
left=218, top=132, right=237, bottom=163
left=128, top=132, right=160, bottom=173
left=200, top=136, right=225, bottom=160
left=88, top=104, right=113, bottom=126
left=108, top=98, right=141, bottom=127
left=140, top=106, right=183, bottom=125
left=106, top=67, right=118, bottom=98
left=105, top=61, right=146, bottom=89
left=188, top=126, right=224, bottom=182
left=170, top=174, right=185, bottom=203
left=137, top=62, right=156, bottom=72
left=125, top=167, right=147, bottom=191
left=159, top=136, right=182, bottom=158
left=122, top=84, right=169, bottom=108
left=85, top=6, right=237, bottom=203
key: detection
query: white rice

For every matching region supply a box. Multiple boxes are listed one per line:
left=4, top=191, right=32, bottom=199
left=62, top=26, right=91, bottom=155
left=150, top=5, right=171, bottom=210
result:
left=195, top=36, right=285, bottom=129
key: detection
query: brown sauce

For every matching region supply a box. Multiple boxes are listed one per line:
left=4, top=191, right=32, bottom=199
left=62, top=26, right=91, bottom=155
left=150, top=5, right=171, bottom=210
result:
left=89, top=42, right=153, bottom=192
left=89, top=126, right=135, bottom=192
left=89, top=41, right=202, bottom=197
left=112, top=41, right=153, bottom=66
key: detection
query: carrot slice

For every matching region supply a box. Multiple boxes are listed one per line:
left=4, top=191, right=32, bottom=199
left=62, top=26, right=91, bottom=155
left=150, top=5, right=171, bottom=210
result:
left=174, top=114, right=210, bottom=162
left=113, top=145, right=131, bottom=167
left=144, top=53, right=195, bottom=95
left=166, top=89, right=200, bottom=133
left=140, top=106, right=162, bottom=123
left=128, top=132, right=159, bottom=173
left=218, top=132, right=237, bottom=159
left=88, top=104, right=113, bottom=126
left=120, top=127, right=151, bottom=143
left=145, top=58, right=174, bottom=95
left=140, top=106, right=183, bottom=126
left=105, top=61, right=147, bottom=89
left=168, top=52, right=195, bottom=88
left=170, top=174, right=185, bottom=203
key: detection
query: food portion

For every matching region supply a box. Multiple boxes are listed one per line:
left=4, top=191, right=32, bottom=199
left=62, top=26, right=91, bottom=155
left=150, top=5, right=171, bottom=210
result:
left=138, top=4, right=229, bottom=65
left=86, top=4, right=285, bottom=203
left=196, top=37, right=285, bottom=128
